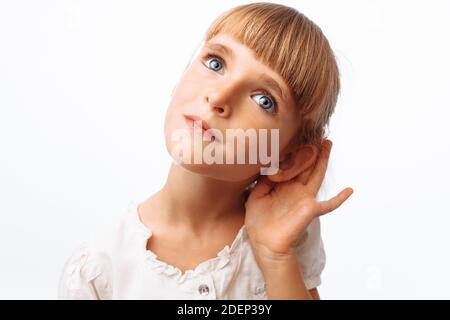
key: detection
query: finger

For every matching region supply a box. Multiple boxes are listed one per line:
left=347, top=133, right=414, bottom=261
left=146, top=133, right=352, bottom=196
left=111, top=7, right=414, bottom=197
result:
left=317, top=187, right=353, bottom=216
left=307, top=140, right=332, bottom=193
left=248, top=175, right=275, bottom=199
left=295, top=166, right=313, bottom=185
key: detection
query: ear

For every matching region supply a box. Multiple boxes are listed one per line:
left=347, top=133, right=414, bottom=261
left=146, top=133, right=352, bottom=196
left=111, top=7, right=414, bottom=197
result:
left=267, top=143, right=320, bottom=183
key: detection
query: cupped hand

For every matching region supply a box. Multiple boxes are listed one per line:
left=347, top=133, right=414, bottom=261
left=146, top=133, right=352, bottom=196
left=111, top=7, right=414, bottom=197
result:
left=244, top=139, right=353, bottom=264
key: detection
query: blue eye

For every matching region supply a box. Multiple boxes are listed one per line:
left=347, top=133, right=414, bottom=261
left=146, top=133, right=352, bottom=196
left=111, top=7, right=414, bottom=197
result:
left=202, top=53, right=278, bottom=114
left=252, top=93, right=276, bottom=113
left=204, top=56, right=223, bottom=72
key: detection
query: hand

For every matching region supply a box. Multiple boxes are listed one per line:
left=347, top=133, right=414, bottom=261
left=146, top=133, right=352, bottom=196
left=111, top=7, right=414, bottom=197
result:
left=244, top=139, right=353, bottom=267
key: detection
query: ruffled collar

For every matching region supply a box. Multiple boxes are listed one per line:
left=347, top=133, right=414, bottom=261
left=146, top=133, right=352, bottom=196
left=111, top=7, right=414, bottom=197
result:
left=126, top=200, right=247, bottom=284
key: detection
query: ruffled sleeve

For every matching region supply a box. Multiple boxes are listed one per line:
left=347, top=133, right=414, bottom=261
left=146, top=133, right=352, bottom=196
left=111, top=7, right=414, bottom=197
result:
left=295, top=217, right=326, bottom=290
left=57, top=242, right=113, bottom=300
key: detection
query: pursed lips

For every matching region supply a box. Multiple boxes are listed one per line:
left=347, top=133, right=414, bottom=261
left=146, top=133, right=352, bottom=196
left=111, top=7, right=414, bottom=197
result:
left=184, top=115, right=221, bottom=142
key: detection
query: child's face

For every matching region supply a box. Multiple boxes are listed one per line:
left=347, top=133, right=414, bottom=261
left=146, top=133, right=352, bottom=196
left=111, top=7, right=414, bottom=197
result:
left=164, top=33, right=300, bottom=182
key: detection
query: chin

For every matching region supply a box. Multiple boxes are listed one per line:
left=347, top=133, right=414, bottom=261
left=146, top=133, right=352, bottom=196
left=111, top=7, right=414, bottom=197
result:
left=164, top=122, right=263, bottom=182
left=175, top=161, right=261, bottom=183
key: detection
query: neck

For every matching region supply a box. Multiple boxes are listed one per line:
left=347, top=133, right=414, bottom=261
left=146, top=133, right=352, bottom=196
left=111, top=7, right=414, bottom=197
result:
left=156, top=162, right=257, bottom=233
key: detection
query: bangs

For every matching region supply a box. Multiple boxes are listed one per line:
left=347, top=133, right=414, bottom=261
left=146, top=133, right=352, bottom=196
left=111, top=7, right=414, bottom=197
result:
left=204, top=2, right=340, bottom=145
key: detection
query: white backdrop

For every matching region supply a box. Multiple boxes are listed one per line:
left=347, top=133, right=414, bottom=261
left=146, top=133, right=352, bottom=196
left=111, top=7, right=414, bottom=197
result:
left=1, top=0, right=449, bottom=299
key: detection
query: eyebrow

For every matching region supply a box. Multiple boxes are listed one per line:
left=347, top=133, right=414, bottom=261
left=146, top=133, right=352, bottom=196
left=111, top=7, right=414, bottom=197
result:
left=258, top=74, right=286, bottom=102
left=204, top=42, right=286, bottom=102
left=204, top=42, right=235, bottom=60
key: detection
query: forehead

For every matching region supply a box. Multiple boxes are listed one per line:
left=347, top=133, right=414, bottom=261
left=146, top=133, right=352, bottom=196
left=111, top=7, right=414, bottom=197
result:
left=204, top=33, right=272, bottom=73
left=203, top=33, right=292, bottom=105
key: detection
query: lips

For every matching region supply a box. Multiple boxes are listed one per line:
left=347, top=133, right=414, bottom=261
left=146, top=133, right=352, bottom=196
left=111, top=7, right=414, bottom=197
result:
left=184, top=115, right=220, bottom=142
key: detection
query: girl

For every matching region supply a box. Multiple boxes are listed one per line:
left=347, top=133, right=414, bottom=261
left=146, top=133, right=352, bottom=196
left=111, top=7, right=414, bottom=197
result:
left=58, top=2, right=353, bottom=300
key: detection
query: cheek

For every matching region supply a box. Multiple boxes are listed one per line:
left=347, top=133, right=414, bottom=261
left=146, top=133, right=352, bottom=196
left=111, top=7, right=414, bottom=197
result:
left=174, top=67, right=206, bottom=99
left=164, top=76, right=199, bottom=136
left=238, top=117, right=292, bottom=157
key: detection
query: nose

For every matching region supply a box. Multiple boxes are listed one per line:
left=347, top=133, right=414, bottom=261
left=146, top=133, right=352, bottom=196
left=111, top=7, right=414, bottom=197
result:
left=205, top=82, right=238, bottom=117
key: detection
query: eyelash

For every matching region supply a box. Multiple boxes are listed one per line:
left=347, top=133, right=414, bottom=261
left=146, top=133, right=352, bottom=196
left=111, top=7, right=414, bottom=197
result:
left=201, top=52, right=278, bottom=113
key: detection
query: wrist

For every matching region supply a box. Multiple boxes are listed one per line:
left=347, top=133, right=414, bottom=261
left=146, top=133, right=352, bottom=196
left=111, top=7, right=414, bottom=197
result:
left=252, top=245, right=299, bottom=275
left=257, top=254, right=311, bottom=300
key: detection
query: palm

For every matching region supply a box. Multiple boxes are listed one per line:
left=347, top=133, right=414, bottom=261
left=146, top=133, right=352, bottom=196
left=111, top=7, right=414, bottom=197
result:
left=244, top=140, right=353, bottom=257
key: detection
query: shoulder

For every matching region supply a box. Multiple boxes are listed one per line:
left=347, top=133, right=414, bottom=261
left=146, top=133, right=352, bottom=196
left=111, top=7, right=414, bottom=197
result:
left=57, top=201, right=147, bottom=299
left=57, top=241, right=113, bottom=299
left=85, top=200, right=149, bottom=257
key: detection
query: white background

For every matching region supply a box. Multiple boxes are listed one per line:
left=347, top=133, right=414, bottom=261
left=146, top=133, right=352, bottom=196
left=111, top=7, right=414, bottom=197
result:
left=1, top=0, right=449, bottom=299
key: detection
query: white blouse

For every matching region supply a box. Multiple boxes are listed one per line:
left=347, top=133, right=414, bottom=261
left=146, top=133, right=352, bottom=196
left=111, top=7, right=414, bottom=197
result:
left=57, top=200, right=326, bottom=299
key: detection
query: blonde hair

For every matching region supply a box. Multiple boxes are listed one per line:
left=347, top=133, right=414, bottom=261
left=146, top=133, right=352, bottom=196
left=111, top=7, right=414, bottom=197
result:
left=204, top=2, right=340, bottom=147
